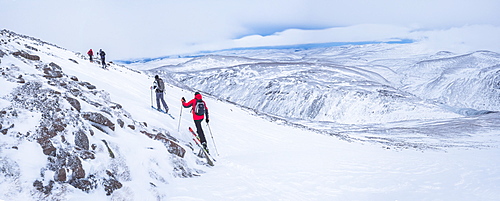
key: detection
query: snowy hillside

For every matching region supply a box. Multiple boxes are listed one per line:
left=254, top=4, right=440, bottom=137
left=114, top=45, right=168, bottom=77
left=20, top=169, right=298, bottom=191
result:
left=0, top=30, right=210, bottom=200
left=146, top=43, right=500, bottom=150
left=1, top=30, right=500, bottom=201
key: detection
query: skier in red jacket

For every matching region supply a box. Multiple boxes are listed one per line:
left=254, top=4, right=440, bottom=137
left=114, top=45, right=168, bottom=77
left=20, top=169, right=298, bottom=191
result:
left=182, top=92, right=209, bottom=150
left=87, top=49, right=94, bottom=62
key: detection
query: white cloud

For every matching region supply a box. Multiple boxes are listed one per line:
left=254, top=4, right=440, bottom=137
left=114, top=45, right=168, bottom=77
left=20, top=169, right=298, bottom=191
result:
left=1, top=0, right=499, bottom=59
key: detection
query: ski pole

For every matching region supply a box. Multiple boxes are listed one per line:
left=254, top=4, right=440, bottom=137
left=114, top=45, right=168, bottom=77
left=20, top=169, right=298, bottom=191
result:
left=150, top=87, right=153, bottom=108
left=177, top=107, right=183, bottom=132
left=206, top=123, right=219, bottom=156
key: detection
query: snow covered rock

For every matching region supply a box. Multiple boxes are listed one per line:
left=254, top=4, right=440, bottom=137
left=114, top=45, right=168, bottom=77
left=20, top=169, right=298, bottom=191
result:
left=0, top=30, right=200, bottom=200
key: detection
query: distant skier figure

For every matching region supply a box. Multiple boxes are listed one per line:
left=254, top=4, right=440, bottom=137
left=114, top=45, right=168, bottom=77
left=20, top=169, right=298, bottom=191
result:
left=182, top=92, right=210, bottom=151
left=99, top=49, right=106, bottom=68
left=152, top=75, right=169, bottom=113
left=87, top=49, right=94, bottom=62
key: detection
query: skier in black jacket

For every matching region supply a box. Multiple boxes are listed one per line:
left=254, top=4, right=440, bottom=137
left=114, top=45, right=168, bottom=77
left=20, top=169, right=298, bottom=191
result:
left=152, top=75, right=169, bottom=113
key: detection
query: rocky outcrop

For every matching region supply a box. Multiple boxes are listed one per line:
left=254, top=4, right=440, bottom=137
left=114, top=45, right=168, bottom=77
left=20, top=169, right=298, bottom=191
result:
left=0, top=30, right=198, bottom=200
left=12, top=51, right=40, bottom=61
left=82, top=112, right=115, bottom=132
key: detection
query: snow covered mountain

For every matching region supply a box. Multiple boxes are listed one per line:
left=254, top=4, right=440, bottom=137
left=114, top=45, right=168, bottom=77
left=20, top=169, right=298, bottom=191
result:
left=0, top=30, right=207, bottom=200
left=148, top=43, right=500, bottom=150
left=1, top=30, right=500, bottom=200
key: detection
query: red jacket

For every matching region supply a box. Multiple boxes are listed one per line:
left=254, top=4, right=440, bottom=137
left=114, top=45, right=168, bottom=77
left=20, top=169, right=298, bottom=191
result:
left=87, top=49, right=93, bottom=56
left=182, top=93, right=209, bottom=120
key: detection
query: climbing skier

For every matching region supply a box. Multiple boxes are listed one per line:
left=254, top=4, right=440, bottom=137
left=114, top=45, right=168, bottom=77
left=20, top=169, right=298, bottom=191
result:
left=99, top=49, right=106, bottom=68
left=87, top=49, right=94, bottom=62
left=182, top=92, right=209, bottom=151
left=152, top=75, right=169, bottom=113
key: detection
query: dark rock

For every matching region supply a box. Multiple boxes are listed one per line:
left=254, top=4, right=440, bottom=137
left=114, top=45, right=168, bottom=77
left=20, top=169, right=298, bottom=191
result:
left=74, top=130, right=89, bottom=150
left=1, top=124, right=13, bottom=134
left=80, top=150, right=95, bottom=160
left=33, top=180, right=54, bottom=195
left=40, top=126, right=57, bottom=138
left=54, top=168, right=67, bottom=182
left=73, top=165, right=85, bottom=179
left=141, top=131, right=186, bottom=158
left=101, top=140, right=115, bottom=158
left=127, top=125, right=135, bottom=130
left=79, top=82, right=96, bottom=90
left=17, top=75, right=25, bottom=83
left=37, top=137, right=56, bottom=156
left=103, top=178, right=123, bottom=196
left=70, top=76, right=79, bottom=81
left=65, top=96, right=81, bottom=112
left=110, top=103, right=122, bottom=109
left=117, top=119, right=124, bottom=128
left=24, top=44, right=38, bottom=51
left=81, top=112, right=115, bottom=131
left=12, top=51, right=40, bottom=61
left=68, top=58, right=78, bottom=64
left=43, top=62, right=63, bottom=78
left=69, top=178, right=96, bottom=192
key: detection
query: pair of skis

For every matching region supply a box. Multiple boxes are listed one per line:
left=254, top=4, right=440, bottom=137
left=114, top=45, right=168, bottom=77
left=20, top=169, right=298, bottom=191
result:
left=188, top=127, right=216, bottom=166
left=151, top=106, right=175, bottom=119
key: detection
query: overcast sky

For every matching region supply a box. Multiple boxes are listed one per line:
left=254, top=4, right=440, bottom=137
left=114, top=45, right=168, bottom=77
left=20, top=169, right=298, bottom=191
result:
left=1, top=0, right=499, bottom=60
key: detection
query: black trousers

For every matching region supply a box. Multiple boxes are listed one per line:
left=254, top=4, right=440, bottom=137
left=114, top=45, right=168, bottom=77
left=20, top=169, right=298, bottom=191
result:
left=194, top=119, right=207, bottom=144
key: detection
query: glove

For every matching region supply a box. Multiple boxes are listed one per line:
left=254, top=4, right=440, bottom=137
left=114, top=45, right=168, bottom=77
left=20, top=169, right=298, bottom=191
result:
left=181, top=97, right=186, bottom=102
left=206, top=119, right=209, bottom=123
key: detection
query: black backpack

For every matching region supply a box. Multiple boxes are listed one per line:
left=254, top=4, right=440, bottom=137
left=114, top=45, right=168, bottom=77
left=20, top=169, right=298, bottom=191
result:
left=157, top=79, right=165, bottom=92
left=194, top=99, right=205, bottom=116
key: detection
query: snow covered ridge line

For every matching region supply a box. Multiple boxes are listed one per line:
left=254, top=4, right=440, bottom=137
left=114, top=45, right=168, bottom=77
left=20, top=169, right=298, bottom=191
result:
left=1, top=29, right=65, bottom=50
left=0, top=31, right=205, bottom=200
left=150, top=43, right=500, bottom=151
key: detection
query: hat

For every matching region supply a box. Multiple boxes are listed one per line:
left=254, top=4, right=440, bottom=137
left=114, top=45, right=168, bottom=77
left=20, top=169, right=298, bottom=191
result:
left=155, top=75, right=159, bottom=79
left=194, top=92, right=200, bottom=96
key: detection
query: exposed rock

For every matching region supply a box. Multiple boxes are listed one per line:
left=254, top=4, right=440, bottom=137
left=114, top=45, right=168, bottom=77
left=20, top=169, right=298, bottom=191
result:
left=43, top=62, right=63, bottom=78
left=65, top=96, right=81, bottom=112
left=17, top=75, right=25, bottom=83
left=68, top=58, right=78, bottom=64
left=80, top=150, right=95, bottom=160
left=73, top=165, right=85, bottom=179
left=79, top=82, right=96, bottom=90
left=101, top=140, right=115, bottom=158
left=81, top=112, right=115, bottom=131
left=24, top=44, right=38, bottom=51
left=74, top=130, right=89, bottom=150
left=117, top=119, right=124, bottom=128
left=103, top=178, right=123, bottom=196
left=12, top=51, right=40, bottom=61
left=54, top=168, right=67, bottom=182
left=33, top=180, right=54, bottom=195
left=37, top=137, right=56, bottom=156
left=1, top=124, right=13, bottom=134
left=141, top=131, right=186, bottom=158
left=69, top=177, right=97, bottom=193
left=70, top=76, right=78, bottom=81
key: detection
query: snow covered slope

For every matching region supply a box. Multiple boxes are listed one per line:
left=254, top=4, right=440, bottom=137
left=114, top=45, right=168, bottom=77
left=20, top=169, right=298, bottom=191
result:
left=0, top=30, right=210, bottom=200
left=1, top=30, right=500, bottom=201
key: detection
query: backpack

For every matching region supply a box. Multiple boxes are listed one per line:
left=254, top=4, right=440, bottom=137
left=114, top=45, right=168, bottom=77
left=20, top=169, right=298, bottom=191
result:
left=156, top=79, right=165, bottom=92
left=194, top=99, right=205, bottom=116
left=157, top=79, right=165, bottom=92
